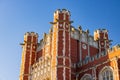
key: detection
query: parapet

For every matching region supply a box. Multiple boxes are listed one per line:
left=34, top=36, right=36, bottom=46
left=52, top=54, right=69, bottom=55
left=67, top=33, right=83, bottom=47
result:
left=107, top=44, right=120, bottom=53
left=94, top=29, right=108, bottom=34
left=24, top=32, right=38, bottom=37
left=54, top=9, right=71, bottom=16
left=94, top=28, right=108, bottom=41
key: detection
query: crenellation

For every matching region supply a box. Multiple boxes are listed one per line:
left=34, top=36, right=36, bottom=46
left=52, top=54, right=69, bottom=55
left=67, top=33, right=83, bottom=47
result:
left=61, top=9, right=67, bottom=13
left=70, top=26, right=99, bottom=48
left=31, top=32, right=35, bottom=36
left=24, top=32, right=31, bottom=36
left=113, top=44, right=120, bottom=51
left=94, top=29, right=108, bottom=34
left=107, top=48, right=113, bottom=53
left=54, top=9, right=61, bottom=14
left=107, top=44, right=120, bottom=54
left=24, top=32, right=38, bottom=37
left=54, top=9, right=71, bottom=18
left=102, top=28, right=108, bottom=33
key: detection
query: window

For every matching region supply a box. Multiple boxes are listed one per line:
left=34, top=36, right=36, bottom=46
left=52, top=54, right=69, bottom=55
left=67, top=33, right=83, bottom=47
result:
left=95, top=53, right=99, bottom=59
left=101, top=70, right=113, bottom=80
left=85, top=56, right=89, bottom=64
left=99, top=66, right=113, bottom=80
left=91, top=56, right=94, bottom=61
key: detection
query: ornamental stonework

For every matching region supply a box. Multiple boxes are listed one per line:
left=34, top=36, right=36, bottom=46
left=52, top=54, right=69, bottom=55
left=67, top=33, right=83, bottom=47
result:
left=19, top=9, right=120, bottom=80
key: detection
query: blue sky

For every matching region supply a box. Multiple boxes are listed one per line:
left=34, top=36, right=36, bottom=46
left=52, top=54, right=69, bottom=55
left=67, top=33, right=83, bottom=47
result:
left=0, top=0, right=120, bottom=80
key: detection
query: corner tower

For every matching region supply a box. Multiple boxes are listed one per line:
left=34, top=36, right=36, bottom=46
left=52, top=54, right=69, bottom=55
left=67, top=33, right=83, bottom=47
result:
left=19, top=32, right=38, bottom=80
left=51, top=9, right=72, bottom=80
left=94, top=29, right=109, bottom=53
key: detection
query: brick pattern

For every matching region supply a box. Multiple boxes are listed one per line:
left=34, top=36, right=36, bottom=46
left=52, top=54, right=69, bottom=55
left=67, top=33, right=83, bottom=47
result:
left=19, top=9, right=120, bottom=80
left=19, top=33, right=38, bottom=80
left=55, top=9, right=71, bottom=80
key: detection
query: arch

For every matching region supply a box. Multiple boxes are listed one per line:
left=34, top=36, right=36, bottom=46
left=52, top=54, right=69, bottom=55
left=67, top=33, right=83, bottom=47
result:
left=81, top=74, right=92, bottom=80
left=99, top=66, right=114, bottom=80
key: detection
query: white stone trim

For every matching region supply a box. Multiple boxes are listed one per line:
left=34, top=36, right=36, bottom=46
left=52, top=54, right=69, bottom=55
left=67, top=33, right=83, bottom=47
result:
left=63, top=13, right=66, bottom=20
left=54, top=22, right=58, bottom=80
left=28, top=35, right=33, bottom=80
left=92, top=67, right=96, bottom=80
left=63, top=22, right=66, bottom=80
left=80, top=73, right=92, bottom=80
left=69, top=23, right=71, bottom=80
left=51, top=24, right=55, bottom=80
left=78, top=56, right=119, bottom=74
left=88, top=45, right=90, bottom=56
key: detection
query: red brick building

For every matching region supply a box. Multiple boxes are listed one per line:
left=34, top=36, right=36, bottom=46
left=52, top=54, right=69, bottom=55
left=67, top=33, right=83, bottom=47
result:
left=19, top=9, right=120, bottom=80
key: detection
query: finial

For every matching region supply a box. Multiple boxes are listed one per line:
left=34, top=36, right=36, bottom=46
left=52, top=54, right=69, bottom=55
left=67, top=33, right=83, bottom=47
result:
left=86, top=29, right=89, bottom=34
left=78, top=25, right=83, bottom=33
left=71, top=27, right=75, bottom=32
left=78, top=25, right=82, bottom=30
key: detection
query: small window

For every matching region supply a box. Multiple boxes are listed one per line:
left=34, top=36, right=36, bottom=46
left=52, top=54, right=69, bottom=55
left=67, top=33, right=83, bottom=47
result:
left=91, top=56, right=94, bottom=61
left=95, top=53, right=99, bottom=59
left=85, top=56, right=89, bottom=64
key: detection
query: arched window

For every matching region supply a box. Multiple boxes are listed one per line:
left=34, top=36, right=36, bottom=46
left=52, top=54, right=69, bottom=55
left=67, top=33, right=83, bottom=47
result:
left=85, top=56, right=90, bottom=64
left=81, top=74, right=92, bottom=80
left=99, top=66, right=113, bottom=80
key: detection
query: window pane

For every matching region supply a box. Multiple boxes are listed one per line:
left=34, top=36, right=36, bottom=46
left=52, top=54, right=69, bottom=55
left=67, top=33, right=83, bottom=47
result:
left=101, top=69, right=113, bottom=80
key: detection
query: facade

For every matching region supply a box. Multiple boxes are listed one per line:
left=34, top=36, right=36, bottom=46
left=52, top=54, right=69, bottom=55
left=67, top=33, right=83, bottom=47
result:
left=19, top=9, right=120, bottom=80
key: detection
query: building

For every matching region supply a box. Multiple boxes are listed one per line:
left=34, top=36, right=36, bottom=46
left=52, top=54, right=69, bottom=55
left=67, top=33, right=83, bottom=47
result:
left=19, top=9, right=120, bottom=80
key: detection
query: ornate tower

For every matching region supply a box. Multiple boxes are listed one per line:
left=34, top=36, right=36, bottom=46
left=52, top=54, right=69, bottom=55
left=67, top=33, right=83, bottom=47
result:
left=94, top=29, right=109, bottom=53
left=51, top=9, right=71, bottom=80
left=19, top=32, right=38, bottom=80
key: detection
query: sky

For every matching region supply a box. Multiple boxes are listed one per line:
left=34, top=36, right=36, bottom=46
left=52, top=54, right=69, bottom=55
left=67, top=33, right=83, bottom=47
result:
left=0, top=0, right=120, bottom=80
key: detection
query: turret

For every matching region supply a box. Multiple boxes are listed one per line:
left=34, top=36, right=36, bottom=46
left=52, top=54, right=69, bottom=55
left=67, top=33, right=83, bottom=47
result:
left=53, top=9, right=70, bottom=22
left=94, top=29, right=109, bottom=53
left=50, top=9, right=72, bottom=80
left=19, top=32, right=38, bottom=80
left=50, top=9, right=72, bottom=28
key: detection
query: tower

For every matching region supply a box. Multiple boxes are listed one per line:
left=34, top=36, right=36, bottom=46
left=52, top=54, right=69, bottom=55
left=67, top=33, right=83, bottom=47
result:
left=19, top=32, right=38, bottom=80
left=51, top=9, right=71, bottom=80
left=94, top=29, right=109, bottom=53
left=18, top=9, right=120, bottom=80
